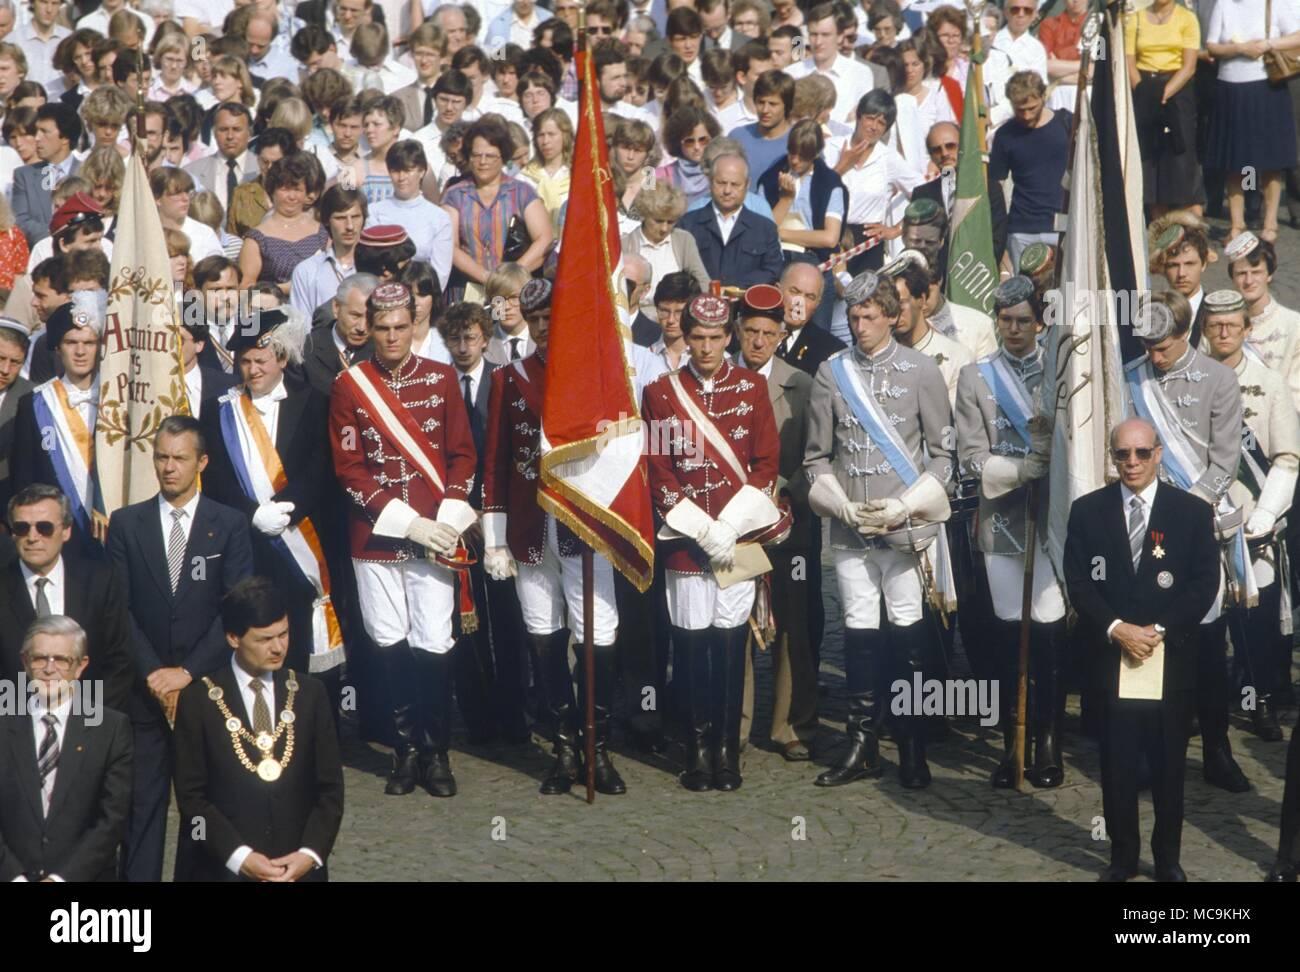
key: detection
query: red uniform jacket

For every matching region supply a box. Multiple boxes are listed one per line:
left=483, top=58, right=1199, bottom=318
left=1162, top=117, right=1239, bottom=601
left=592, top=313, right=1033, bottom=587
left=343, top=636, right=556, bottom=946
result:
left=329, top=355, right=477, bottom=562
left=642, top=361, right=781, bottom=573
left=481, top=356, right=582, bottom=563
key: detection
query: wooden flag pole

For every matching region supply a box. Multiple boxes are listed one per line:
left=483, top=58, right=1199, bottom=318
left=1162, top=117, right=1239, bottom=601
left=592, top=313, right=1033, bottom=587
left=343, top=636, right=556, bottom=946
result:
left=1013, top=481, right=1037, bottom=790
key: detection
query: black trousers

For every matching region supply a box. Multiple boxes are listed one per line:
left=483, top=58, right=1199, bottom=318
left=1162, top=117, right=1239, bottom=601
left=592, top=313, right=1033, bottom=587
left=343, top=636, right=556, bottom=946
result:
left=1195, top=618, right=1231, bottom=751
left=1279, top=722, right=1300, bottom=866
left=121, top=715, right=171, bottom=882
left=615, top=568, right=663, bottom=734
left=1100, top=690, right=1194, bottom=871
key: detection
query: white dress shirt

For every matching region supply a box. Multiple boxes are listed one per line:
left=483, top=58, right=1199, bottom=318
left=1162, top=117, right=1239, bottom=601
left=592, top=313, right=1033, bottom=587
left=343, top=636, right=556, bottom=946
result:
left=21, top=557, right=65, bottom=616
left=415, top=327, right=452, bottom=365
left=185, top=364, right=204, bottom=419
left=787, top=53, right=875, bottom=122
left=223, top=656, right=324, bottom=876
left=714, top=97, right=758, bottom=134
left=14, top=22, right=70, bottom=86
left=714, top=206, right=741, bottom=245
left=157, top=490, right=201, bottom=551
left=244, top=378, right=288, bottom=446
left=737, top=353, right=775, bottom=379
left=455, top=356, right=486, bottom=404
left=289, top=248, right=355, bottom=317
left=343, top=57, right=418, bottom=95
left=825, top=138, right=922, bottom=225
left=635, top=229, right=683, bottom=316
left=1107, top=477, right=1160, bottom=639
left=59, top=377, right=98, bottom=430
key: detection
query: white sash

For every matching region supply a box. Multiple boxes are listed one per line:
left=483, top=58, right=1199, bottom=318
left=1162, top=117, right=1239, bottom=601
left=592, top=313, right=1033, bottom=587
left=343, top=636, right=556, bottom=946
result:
left=666, top=370, right=751, bottom=485
left=37, top=383, right=95, bottom=514
left=344, top=363, right=446, bottom=496
left=228, top=396, right=338, bottom=661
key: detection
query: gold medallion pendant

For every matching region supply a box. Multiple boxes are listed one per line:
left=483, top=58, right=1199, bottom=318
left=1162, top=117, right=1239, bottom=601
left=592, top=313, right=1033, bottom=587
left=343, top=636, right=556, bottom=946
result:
left=257, top=759, right=282, bottom=782
left=201, top=672, right=300, bottom=784
left=256, top=732, right=274, bottom=752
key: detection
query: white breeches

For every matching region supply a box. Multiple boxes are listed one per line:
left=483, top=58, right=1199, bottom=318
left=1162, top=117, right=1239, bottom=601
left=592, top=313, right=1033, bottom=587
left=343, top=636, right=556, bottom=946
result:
left=984, top=552, right=1067, bottom=623
left=353, top=557, right=456, bottom=653
left=833, top=546, right=924, bottom=630
left=515, top=517, right=618, bottom=645
left=665, top=571, right=755, bottom=630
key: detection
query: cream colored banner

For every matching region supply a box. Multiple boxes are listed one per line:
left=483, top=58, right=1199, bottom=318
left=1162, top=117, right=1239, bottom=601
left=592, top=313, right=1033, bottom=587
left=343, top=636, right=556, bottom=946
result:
left=95, top=150, right=190, bottom=516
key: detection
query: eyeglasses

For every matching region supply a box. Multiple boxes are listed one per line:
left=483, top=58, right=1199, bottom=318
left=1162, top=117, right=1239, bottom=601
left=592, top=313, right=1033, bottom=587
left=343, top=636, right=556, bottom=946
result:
left=1208, top=320, right=1245, bottom=333
left=26, top=653, right=78, bottom=672
left=1111, top=448, right=1155, bottom=462
left=927, top=141, right=959, bottom=154
left=586, top=25, right=615, bottom=35
left=11, top=521, right=58, bottom=537
left=469, top=152, right=501, bottom=162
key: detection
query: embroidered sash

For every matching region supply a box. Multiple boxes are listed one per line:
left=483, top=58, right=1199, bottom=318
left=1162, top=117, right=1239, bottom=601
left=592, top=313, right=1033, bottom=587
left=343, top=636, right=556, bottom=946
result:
left=219, top=392, right=344, bottom=672
left=828, top=352, right=919, bottom=486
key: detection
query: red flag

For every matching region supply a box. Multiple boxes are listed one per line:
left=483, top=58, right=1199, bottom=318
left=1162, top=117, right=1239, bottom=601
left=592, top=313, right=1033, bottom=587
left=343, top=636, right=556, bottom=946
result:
left=539, top=48, right=654, bottom=592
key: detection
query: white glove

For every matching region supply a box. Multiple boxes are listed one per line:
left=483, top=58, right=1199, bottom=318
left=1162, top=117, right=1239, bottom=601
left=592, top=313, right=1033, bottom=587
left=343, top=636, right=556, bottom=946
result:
left=406, top=517, right=459, bottom=554
left=835, top=500, right=868, bottom=530
left=1246, top=510, right=1277, bottom=538
left=859, top=497, right=907, bottom=530
left=699, top=520, right=739, bottom=570
left=252, top=501, right=294, bottom=536
left=483, top=546, right=517, bottom=580
left=1021, top=453, right=1050, bottom=482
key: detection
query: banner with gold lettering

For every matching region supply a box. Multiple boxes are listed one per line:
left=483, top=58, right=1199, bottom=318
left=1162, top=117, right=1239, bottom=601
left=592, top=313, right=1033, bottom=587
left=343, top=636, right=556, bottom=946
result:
left=95, top=150, right=190, bottom=515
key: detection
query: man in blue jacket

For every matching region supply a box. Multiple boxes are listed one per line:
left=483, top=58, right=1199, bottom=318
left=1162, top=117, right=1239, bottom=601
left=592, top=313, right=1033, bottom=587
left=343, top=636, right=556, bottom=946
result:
left=678, top=151, right=784, bottom=289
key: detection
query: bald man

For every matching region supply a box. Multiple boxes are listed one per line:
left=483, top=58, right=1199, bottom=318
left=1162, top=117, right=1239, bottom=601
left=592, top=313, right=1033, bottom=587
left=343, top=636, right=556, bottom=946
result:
left=1064, top=418, right=1221, bottom=882
left=773, top=261, right=845, bottom=377
left=911, top=121, right=1008, bottom=265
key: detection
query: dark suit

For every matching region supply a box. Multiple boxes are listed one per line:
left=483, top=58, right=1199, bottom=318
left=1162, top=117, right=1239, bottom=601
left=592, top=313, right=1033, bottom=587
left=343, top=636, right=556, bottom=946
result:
left=14, top=158, right=81, bottom=245
left=11, top=387, right=104, bottom=562
left=631, top=310, right=661, bottom=348
left=0, top=706, right=132, bottom=882
left=1064, top=481, right=1220, bottom=874
left=173, top=664, right=343, bottom=882
left=199, top=377, right=333, bottom=675
left=912, top=168, right=1009, bottom=269
left=0, top=375, right=33, bottom=512
left=302, top=324, right=371, bottom=398
left=186, top=365, right=239, bottom=421
left=677, top=205, right=785, bottom=289
left=775, top=322, right=845, bottom=378
left=107, top=493, right=253, bottom=882
left=27, top=332, right=59, bottom=384
left=0, top=557, right=135, bottom=715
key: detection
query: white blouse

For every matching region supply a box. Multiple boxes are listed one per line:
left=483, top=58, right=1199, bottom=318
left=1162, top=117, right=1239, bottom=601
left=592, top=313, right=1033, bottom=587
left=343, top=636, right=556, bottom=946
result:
left=1207, top=0, right=1300, bottom=84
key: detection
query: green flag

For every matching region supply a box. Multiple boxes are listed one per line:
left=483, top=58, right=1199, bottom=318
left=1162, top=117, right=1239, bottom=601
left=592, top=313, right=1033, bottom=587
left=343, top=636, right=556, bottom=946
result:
left=946, top=64, right=998, bottom=316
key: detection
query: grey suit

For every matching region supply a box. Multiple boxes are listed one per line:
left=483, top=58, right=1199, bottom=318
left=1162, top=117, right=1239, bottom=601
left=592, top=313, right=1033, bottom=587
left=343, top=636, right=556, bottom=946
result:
left=13, top=158, right=80, bottom=245
left=740, top=355, right=819, bottom=749
left=393, top=82, right=433, bottom=131
left=486, top=329, right=535, bottom=366
left=0, top=375, right=33, bottom=511
left=620, top=227, right=712, bottom=298
left=183, top=150, right=258, bottom=209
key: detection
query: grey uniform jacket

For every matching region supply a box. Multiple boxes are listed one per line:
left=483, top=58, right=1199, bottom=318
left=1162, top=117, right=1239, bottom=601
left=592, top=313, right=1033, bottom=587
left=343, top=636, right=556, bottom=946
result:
left=1124, top=347, right=1242, bottom=506
left=803, top=340, right=955, bottom=550
left=1228, top=352, right=1300, bottom=524
left=955, top=347, right=1047, bottom=557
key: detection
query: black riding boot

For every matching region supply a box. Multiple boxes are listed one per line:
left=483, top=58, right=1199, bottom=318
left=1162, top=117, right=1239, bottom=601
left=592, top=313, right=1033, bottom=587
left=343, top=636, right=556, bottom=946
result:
left=1267, top=726, right=1300, bottom=881
left=1242, top=589, right=1284, bottom=742
left=817, top=627, right=883, bottom=786
left=1027, top=620, right=1066, bottom=789
left=710, top=624, right=748, bottom=791
left=674, top=627, right=713, bottom=791
left=870, top=624, right=894, bottom=738
left=892, top=620, right=932, bottom=789
left=579, top=642, right=626, bottom=795
left=376, top=640, right=420, bottom=795
left=413, top=647, right=457, bottom=797
left=990, top=620, right=1020, bottom=788
left=534, top=631, right=580, bottom=795
left=1198, top=619, right=1250, bottom=792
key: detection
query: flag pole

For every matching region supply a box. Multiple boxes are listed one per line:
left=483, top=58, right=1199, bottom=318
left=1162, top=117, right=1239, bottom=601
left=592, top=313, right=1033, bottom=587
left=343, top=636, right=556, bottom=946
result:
left=574, top=1, right=597, bottom=805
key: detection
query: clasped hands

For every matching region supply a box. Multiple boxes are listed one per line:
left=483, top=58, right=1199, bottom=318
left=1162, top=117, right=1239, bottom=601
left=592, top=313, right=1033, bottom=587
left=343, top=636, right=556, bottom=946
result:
left=405, top=516, right=461, bottom=556
left=240, top=851, right=316, bottom=882
left=1112, top=622, right=1162, bottom=664
left=836, top=498, right=908, bottom=534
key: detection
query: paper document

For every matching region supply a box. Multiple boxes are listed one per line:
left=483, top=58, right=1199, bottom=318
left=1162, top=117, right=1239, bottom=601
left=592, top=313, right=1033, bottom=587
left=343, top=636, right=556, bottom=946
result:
left=1118, top=640, right=1165, bottom=701
left=714, top=543, right=771, bottom=588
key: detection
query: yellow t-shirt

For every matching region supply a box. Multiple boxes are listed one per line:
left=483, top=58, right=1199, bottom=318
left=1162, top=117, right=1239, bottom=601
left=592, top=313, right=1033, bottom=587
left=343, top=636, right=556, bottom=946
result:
left=1124, top=5, right=1201, bottom=74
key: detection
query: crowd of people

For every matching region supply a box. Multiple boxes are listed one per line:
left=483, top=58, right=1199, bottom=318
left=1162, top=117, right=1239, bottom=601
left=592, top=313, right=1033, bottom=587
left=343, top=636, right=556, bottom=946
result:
left=0, top=0, right=1298, bottom=885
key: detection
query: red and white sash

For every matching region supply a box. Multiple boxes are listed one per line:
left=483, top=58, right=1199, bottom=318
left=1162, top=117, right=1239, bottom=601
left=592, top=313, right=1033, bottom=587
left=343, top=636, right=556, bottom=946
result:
left=338, top=359, right=446, bottom=502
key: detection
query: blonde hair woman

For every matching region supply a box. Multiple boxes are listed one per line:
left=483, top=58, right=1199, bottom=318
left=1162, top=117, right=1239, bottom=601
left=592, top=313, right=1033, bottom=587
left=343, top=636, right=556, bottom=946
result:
left=518, top=108, right=573, bottom=232
left=620, top=178, right=711, bottom=315
left=201, top=55, right=257, bottom=113
left=80, top=145, right=127, bottom=218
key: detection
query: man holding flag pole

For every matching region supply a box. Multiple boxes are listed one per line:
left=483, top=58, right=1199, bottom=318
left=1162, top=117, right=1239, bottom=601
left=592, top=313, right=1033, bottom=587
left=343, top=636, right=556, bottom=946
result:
left=538, top=13, right=657, bottom=803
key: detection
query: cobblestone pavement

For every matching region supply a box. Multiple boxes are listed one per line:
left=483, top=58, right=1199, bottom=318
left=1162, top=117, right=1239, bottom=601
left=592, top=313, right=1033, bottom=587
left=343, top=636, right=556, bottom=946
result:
left=163, top=217, right=1300, bottom=882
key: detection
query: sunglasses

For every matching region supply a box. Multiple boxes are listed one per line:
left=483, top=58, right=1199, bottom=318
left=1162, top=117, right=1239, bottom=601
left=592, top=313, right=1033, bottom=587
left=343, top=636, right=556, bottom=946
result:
left=1111, top=448, right=1155, bottom=462
left=11, top=521, right=58, bottom=537
left=1008, top=5, right=1035, bottom=12
left=927, top=141, right=959, bottom=154
left=586, top=25, right=615, bottom=35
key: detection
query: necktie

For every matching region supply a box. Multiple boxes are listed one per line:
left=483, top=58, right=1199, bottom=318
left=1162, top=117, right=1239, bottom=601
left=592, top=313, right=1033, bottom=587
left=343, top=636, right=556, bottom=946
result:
left=225, top=157, right=238, bottom=204
left=463, top=373, right=484, bottom=447
left=249, top=678, right=272, bottom=735
left=167, top=508, right=186, bottom=594
left=38, top=712, right=59, bottom=813
left=462, top=373, right=473, bottom=409
left=423, top=86, right=436, bottom=127
left=1128, top=495, right=1145, bottom=571
left=509, top=338, right=520, bottom=361
left=34, top=577, right=51, bottom=617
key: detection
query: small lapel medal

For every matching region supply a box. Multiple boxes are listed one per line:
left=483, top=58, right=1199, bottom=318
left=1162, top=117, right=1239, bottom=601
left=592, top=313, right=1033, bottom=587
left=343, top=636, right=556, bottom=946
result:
left=1151, top=530, right=1165, bottom=560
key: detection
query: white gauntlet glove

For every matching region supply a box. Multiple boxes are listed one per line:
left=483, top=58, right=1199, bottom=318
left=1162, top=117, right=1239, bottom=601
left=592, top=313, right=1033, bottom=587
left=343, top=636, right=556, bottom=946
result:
left=1246, top=510, right=1277, bottom=538
left=1020, top=453, right=1050, bottom=482
left=406, top=517, right=459, bottom=555
left=859, top=497, right=907, bottom=530
left=252, top=501, right=294, bottom=536
left=483, top=546, right=518, bottom=580
left=699, top=520, right=739, bottom=570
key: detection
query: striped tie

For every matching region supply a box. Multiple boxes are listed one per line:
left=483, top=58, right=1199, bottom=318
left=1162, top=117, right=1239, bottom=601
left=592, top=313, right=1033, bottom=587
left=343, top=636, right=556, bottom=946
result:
left=167, top=509, right=186, bottom=594
left=1128, top=496, right=1145, bottom=571
left=37, top=712, right=59, bottom=814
